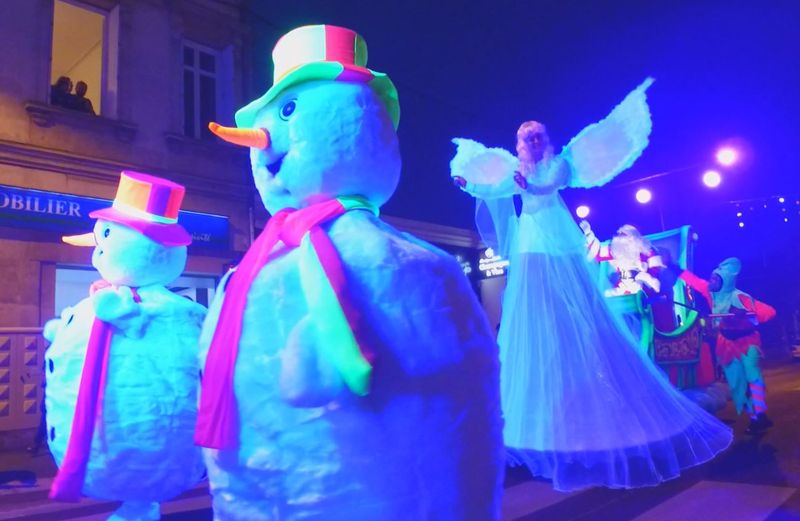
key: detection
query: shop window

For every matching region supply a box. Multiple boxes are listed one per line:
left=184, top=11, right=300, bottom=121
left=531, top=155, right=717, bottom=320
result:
left=170, top=274, right=219, bottom=307
left=184, top=41, right=234, bottom=140
left=50, top=0, right=119, bottom=117
left=55, top=267, right=218, bottom=314
left=54, top=266, right=96, bottom=316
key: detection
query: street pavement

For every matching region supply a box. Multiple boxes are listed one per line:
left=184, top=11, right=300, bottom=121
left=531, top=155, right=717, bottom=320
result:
left=2, top=355, right=798, bottom=520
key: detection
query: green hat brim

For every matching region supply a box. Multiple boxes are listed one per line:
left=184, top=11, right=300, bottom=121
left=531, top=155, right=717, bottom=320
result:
left=235, top=62, right=400, bottom=129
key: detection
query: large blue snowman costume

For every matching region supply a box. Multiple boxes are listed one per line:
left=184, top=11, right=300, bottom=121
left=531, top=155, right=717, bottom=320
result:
left=197, top=25, right=503, bottom=521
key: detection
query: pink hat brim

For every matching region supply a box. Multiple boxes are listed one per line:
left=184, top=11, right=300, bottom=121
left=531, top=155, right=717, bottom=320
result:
left=89, top=207, right=192, bottom=246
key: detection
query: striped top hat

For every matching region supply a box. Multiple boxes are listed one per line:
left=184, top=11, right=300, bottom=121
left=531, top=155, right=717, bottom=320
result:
left=235, top=24, right=400, bottom=130
left=64, top=171, right=192, bottom=247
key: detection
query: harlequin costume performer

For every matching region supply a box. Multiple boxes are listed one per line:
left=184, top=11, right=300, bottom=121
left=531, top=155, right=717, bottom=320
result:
left=680, top=257, right=776, bottom=433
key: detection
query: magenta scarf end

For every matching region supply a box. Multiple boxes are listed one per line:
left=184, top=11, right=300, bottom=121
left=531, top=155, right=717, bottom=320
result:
left=194, top=431, right=235, bottom=450
left=49, top=481, right=83, bottom=502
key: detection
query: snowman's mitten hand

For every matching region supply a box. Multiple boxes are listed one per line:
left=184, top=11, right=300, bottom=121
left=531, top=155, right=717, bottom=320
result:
left=279, top=315, right=345, bottom=408
left=43, top=305, right=79, bottom=342
left=43, top=318, right=63, bottom=343
left=92, top=286, right=146, bottom=338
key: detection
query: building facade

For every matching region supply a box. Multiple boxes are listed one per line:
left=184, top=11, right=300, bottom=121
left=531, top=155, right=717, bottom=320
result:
left=0, top=0, right=503, bottom=447
left=0, top=0, right=255, bottom=444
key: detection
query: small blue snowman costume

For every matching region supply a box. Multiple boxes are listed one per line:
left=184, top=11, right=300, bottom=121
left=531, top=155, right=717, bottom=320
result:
left=44, top=172, right=206, bottom=521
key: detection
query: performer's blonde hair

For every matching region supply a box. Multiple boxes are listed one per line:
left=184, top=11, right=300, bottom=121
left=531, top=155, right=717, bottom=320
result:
left=516, top=120, right=554, bottom=164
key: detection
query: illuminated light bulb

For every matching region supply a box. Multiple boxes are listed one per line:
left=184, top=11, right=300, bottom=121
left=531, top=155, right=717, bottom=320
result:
left=703, top=170, right=721, bottom=188
left=636, top=188, right=652, bottom=204
left=716, top=147, right=738, bottom=166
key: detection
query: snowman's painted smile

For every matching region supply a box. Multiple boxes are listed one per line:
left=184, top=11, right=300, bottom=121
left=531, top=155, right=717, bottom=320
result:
left=266, top=153, right=286, bottom=176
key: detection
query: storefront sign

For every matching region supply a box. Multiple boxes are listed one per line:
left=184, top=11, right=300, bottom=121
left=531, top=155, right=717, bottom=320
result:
left=0, top=184, right=229, bottom=251
left=478, top=247, right=509, bottom=278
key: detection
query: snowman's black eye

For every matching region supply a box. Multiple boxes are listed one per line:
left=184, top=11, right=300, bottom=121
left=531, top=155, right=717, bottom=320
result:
left=279, top=100, right=296, bottom=121
left=103, top=228, right=111, bottom=238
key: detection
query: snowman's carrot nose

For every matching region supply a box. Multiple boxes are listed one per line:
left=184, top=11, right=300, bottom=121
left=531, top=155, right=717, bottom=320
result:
left=62, top=232, right=96, bottom=247
left=208, top=122, right=270, bottom=149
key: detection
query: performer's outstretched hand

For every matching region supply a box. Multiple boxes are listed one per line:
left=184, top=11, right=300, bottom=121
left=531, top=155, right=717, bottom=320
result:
left=513, top=173, right=528, bottom=190
left=453, top=176, right=467, bottom=188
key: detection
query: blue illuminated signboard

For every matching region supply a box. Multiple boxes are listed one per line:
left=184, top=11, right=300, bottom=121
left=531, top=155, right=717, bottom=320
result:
left=0, top=184, right=229, bottom=251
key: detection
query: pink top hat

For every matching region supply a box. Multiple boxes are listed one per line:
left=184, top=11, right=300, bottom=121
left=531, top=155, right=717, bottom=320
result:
left=64, top=171, right=192, bottom=247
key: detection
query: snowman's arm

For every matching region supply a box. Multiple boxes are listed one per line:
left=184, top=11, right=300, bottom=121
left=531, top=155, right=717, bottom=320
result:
left=279, top=315, right=345, bottom=408
left=43, top=319, right=61, bottom=343
left=92, top=286, right=147, bottom=339
left=43, top=305, right=79, bottom=342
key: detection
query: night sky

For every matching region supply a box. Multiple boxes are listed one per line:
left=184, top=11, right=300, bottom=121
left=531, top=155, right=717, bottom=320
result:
left=244, top=0, right=799, bottom=316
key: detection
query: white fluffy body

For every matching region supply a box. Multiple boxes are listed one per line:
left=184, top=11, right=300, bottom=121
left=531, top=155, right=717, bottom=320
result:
left=200, top=81, right=503, bottom=520
left=44, top=220, right=206, bottom=509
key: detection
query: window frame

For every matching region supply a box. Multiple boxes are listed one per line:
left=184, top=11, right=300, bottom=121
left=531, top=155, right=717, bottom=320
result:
left=48, top=0, right=119, bottom=118
left=182, top=40, right=222, bottom=140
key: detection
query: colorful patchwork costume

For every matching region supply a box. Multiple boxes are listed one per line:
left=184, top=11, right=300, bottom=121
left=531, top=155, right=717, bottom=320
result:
left=681, top=258, right=776, bottom=432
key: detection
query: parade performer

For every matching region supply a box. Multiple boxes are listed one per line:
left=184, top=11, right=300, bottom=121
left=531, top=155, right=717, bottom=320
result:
left=581, top=221, right=664, bottom=297
left=451, top=79, right=732, bottom=491
left=43, top=171, right=206, bottom=520
left=196, top=25, right=503, bottom=520
left=680, top=257, right=776, bottom=433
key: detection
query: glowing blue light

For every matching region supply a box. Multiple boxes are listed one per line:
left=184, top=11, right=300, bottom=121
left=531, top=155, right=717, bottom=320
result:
left=738, top=222, right=745, bottom=228
left=635, top=188, right=652, bottom=204
left=575, top=205, right=590, bottom=218
left=779, top=197, right=785, bottom=203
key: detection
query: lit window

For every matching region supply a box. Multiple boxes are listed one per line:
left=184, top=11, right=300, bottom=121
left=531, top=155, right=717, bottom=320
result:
left=183, top=42, right=222, bottom=140
left=50, top=0, right=118, bottom=117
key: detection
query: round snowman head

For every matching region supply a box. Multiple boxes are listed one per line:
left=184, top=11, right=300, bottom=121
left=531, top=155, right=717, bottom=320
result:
left=91, top=219, right=187, bottom=287
left=249, top=80, right=401, bottom=213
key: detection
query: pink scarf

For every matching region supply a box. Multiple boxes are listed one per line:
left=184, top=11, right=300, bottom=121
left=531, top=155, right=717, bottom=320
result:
left=195, top=197, right=376, bottom=450
left=50, top=284, right=141, bottom=501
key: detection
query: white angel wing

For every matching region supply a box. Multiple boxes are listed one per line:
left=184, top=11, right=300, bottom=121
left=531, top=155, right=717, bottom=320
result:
left=450, top=138, right=519, bottom=185
left=563, top=77, right=654, bottom=189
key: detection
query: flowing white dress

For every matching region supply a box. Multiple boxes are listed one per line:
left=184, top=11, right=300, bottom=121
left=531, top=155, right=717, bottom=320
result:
left=451, top=79, right=732, bottom=491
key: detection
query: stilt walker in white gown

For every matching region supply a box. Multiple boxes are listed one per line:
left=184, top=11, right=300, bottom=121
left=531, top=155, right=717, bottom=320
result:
left=451, top=79, right=732, bottom=491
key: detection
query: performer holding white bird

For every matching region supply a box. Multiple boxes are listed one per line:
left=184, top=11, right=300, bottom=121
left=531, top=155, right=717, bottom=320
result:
left=43, top=171, right=206, bottom=520
left=451, top=80, right=732, bottom=491
left=197, top=25, right=503, bottom=521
